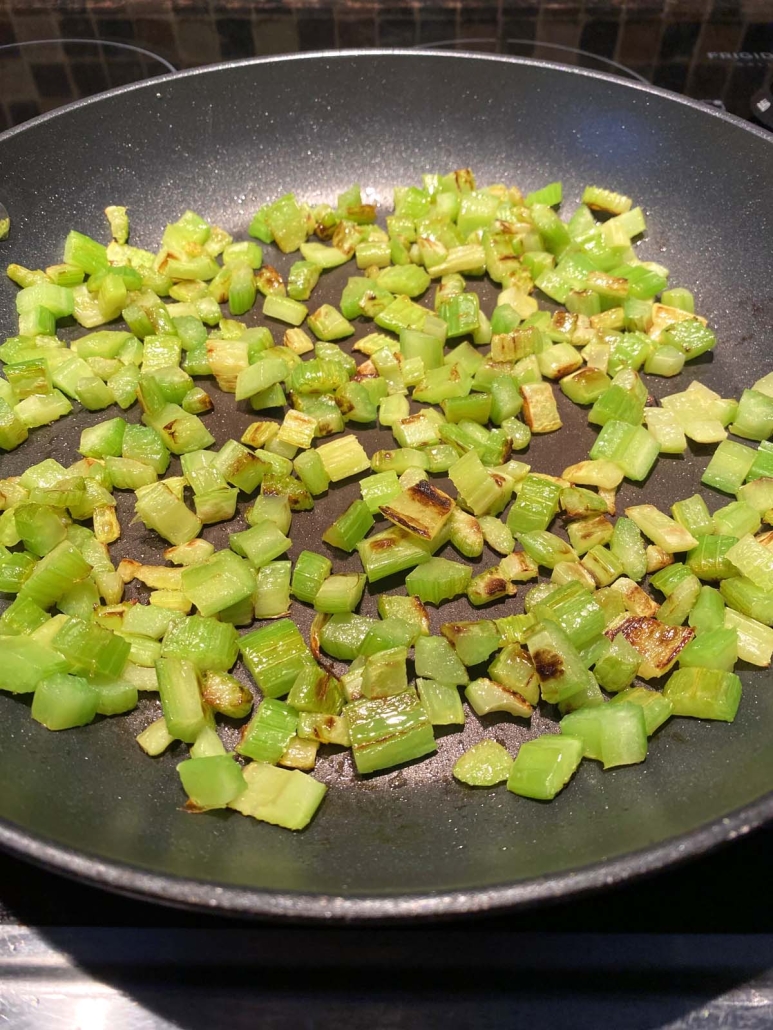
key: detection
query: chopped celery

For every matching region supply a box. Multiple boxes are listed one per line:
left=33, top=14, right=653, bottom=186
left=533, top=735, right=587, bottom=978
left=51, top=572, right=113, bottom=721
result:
left=507, top=735, right=583, bottom=800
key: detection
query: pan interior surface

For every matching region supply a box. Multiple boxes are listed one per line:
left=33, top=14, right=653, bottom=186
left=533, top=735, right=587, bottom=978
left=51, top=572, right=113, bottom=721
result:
left=0, top=52, right=772, bottom=917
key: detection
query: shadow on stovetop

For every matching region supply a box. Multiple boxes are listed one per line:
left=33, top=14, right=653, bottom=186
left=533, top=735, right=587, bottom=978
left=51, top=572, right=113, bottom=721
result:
left=3, top=826, right=773, bottom=1027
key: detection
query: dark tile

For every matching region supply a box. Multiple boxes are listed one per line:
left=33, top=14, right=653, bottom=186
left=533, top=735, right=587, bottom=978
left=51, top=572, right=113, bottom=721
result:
left=700, top=21, right=743, bottom=55
left=378, top=15, right=417, bottom=47
left=216, top=16, right=254, bottom=59
left=416, top=12, right=458, bottom=46
left=134, top=17, right=175, bottom=49
left=502, top=17, right=537, bottom=43
left=105, top=57, right=145, bottom=88
left=0, top=104, right=9, bottom=132
left=96, top=18, right=135, bottom=40
left=459, top=5, right=498, bottom=35
left=0, top=18, right=15, bottom=45
left=652, top=60, right=689, bottom=92
left=252, top=13, right=297, bottom=56
left=296, top=11, right=335, bottom=51
left=29, top=61, right=70, bottom=99
left=618, top=18, right=662, bottom=64
left=709, top=0, right=744, bottom=23
left=659, top=21, right=701, bottom=61
left=70, top=58, right=108, bottom=96
left=579, top=18, right=619, bottom=59
left=9, top=99, right=40, bottom=125
left=60, top=18, right=97, bottom=49
left=171, top=0, right=210, bottom=10
left=741, top=21, right=773, bottom=53
left=688, top=61, right=730, bottom=98
left=336, top=14, right=378, bottom=49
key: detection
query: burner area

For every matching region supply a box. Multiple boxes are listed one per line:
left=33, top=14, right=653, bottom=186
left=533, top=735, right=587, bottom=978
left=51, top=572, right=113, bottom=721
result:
left=0, top=1, right=771, bottom=131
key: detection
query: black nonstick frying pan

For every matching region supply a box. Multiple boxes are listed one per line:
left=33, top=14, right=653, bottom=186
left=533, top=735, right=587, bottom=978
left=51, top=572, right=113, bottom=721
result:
left=0, top=51, right=772, bottom=920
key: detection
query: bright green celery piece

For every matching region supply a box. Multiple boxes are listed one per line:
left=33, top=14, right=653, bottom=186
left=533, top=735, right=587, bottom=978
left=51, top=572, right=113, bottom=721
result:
left=360, top=646, right=408, bottom=699
left=14, top=503, right=67, bottom=557
left=506, top=474, right=562, bottom=534
left=517, top=530, right=577, bottom=569
left=318, top=613, right=375, bottom=660
left=240, top=619, right=313, bottom=698
left=663, top=667, right=741, bottom=721
left=161, top=614, right=239, bottom=672
left=417, top=678, right=465, bottom=726
left=746, top=440, right=773, bottom=482
left=525, top=619, right=588, bottom=703
left=314, top=573, right=366, bottom=614
left=316, top=435, right=370, bottom=482
left=307, top=304, right=354, bottom=341
left=296, top=710, right=350, bottom=745
left=31, top=673, right=98, bottom=730
left=413, top=364, right=472, bottom=405
left=18, top=539, right=92, bottom=608
left=738, top=478, right=773, bottom=515
left=609, top=517, right=647, bottom=582
left=92, top=676, right=138, bottom=716
left=624, top=504, right=698, bottom=553
left=560, top=701, right=648, bottom=768
left=0, top=636, right=70, bottom=693
left=453, top=740, right=513, bottom=786
left=589, top=420, right=659, bottom=481
left=78, top=417, right=127, bottom=459
left=322, top=500, right=374, bottom=551
left=177, top=755, right=245, bottom=810
left=357, top=526, right=432, bottom=582
left=702, top=440, right=756, bottom=495
left=228, top=762, right=326, bottom=831
left=51, top=615, right=130, bottom=678
left=287, top=665, right=343, bottom=715
left=588, top=383, right=645, bottom=427
left=199, top=671, right=253, bottom=719
left=345, top=689, right=436, bottom=775
left=678, top=626, right=738, bottom=672
left=291, top=550, right=331, bottom=604
left=122, top=424, right=170, bottom=474
left=725, top=534, right=773, bottom=591
left=154, top=656, right=206, bottom=743
left=560, top=367, right=611, bottom=405
left=593, top=634, right=641, bottom=692
left=657, top=573, right=701, bottom=625
left=671, top=494, right=713, bottom=538
left=566, top=514, right=614, bottom=556
left=531, top=581, right=605, bottom=651
left=608, top=687, right=671, bottom=735
left=105, top=456, right=157, bottom=490
left=507, top=735, right=583, bottom=800
left=377, top=594, right=430, bottom=637
left=371, top=448, right=429, bottom=475
left=662, top=319, right=716, bottom=360
left=145, top=404, right=215, bottom=456
left=230, top=520, right=291, bottom=567
left=712, top=501, right=761, bottom=539
left=0, top=398, right=30, bottom=450
left=724, top=608, right=773, bottom=666
left=400, top=327, right=444, bottom=370
left=237, top=698, right=298, bottom=763
left=181, top=550, right=255, bottom=617
left=466, top=676, right=534, bottom=718
left=360, top=471, right=401, bottom=514
left=0, top=596, right=49, bottom=636
left=414, top=635, right=469, bottom=686
left=488, top=644, right=540, bottom=704
left=686, top=535, right=738, bottom=580
left=134, top=483, right=202, bottom=545
left=405, top=556, right=471, bottom=606
left=293, top=449, right=330, bottom=496
left=122, top=604, right=183, bottom=639
left=440, top=620, right=500, bottom=666
left=689, top=585, right=725, bottom=635
left=720, top=576, right=773, bottom=626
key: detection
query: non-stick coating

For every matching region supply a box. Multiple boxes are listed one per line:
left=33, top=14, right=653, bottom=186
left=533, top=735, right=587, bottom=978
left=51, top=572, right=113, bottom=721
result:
left=0, top=52, right=772, bottom=920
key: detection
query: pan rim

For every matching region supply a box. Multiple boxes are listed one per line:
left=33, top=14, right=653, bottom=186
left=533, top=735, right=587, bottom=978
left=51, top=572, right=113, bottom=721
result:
left=0, top=791, right=770, bottom=920
left=1, top=48, right=772, bottom=150
left=1, top=49, right=772, bottom=920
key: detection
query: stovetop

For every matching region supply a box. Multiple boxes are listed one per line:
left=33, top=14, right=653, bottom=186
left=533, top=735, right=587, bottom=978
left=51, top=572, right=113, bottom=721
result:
left=0, top=0, right=771, bottom=131
left=1, top=2, right=773, bottom=1026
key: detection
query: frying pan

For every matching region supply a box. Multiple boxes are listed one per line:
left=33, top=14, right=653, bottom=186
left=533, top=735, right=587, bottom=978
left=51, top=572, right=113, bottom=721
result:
left=0, top=51, right=772, bottom=920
